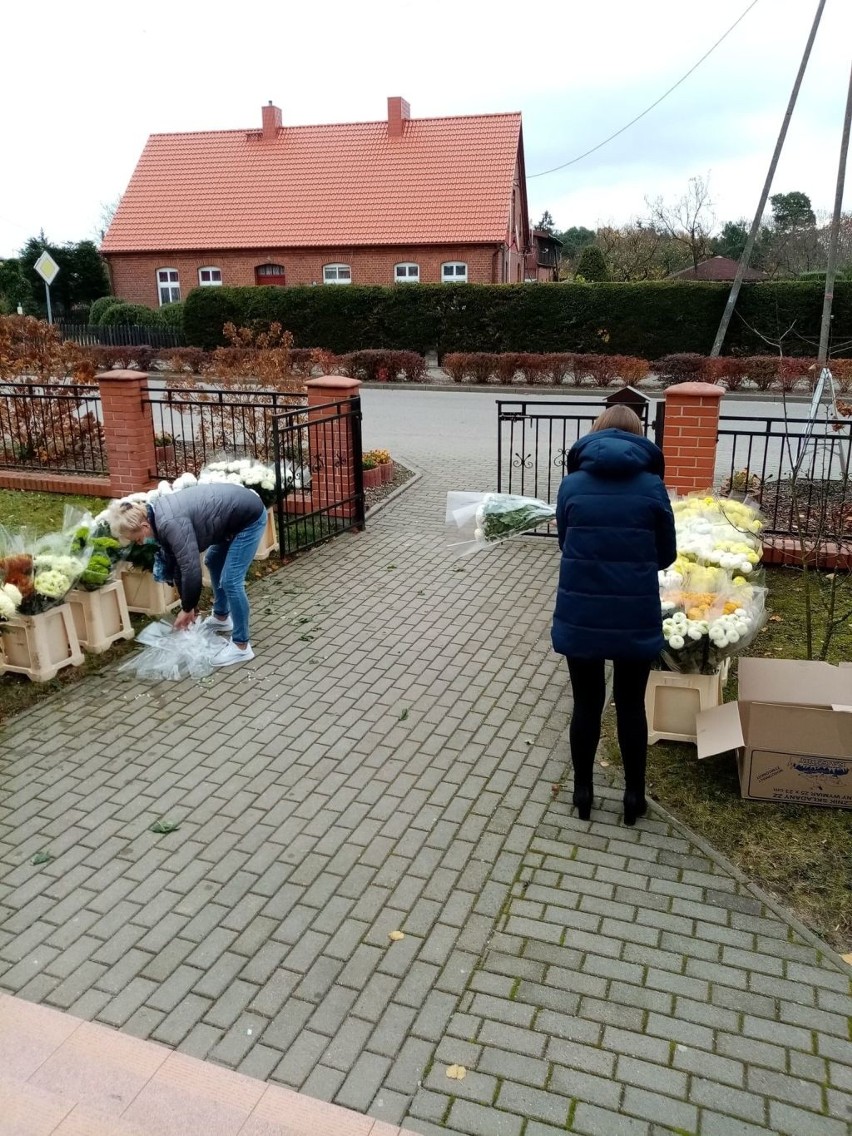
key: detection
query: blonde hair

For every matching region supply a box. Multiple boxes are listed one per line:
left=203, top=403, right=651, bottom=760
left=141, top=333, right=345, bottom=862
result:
left=590, top=405, right=644, bottom=436
left=109, top=500, right=149, bottom=542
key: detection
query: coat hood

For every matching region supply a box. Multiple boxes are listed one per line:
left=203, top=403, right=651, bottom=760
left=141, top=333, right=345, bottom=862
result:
left=567, top=428, right=664, bottom=479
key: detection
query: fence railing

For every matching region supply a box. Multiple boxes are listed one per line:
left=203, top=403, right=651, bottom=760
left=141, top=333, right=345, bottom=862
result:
left=497, top=398, right=660, bottom=509
left=58, top=323, right=186, bottom=348
left=145, top=386, right=306, bottom=479
left=273, top=397, right=364, bottom=555
left=717, top=412, right=852, bottom=539
left=0, top=380, right=107, bottom=475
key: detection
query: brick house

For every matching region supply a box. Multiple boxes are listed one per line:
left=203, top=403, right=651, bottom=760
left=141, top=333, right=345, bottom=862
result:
left=101, top=99, right=531, bottom=307
left=525, top=228, right=563, bottom=282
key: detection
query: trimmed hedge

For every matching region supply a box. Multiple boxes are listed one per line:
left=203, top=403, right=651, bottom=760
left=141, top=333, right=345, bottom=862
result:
left=100, top=302, right=165, bottom=327
left=182, top=280, right=852, bottom=359
left=89, top=295, right=122, bottom=324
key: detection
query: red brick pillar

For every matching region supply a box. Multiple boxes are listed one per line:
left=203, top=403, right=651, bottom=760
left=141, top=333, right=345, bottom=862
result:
left=305, top=375, right=363, bottom=518
left=97, top=370, right=158, bottom=498
left=662, top=381, right=724, bottom=494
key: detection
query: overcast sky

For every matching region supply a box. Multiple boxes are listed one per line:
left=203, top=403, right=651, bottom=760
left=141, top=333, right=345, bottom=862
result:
left=1, top=0, right=850, bottom=258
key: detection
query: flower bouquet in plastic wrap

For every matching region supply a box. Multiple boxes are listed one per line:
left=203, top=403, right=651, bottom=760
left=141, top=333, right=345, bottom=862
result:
left=117, top=619, right=222, bottom=681
left=0, top=523, right=89, bottom=616
left=445, top=492, right=555, bottom=555
left=671, top=493, right=764, bottom=576
left=659, top=562, right=767, bottom=674
left=198, top=458, right=290, bottom=507
left=65, top=508, right=124, bottom=591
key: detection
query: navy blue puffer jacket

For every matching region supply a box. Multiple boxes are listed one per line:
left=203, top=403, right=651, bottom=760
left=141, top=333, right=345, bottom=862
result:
left=551, top=428, right=677, bottom=660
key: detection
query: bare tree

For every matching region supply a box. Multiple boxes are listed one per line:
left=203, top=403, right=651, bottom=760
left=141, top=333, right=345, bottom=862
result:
left=646, top=174, right=716, bottom=271
left=596, top=221, right=687, bottom=281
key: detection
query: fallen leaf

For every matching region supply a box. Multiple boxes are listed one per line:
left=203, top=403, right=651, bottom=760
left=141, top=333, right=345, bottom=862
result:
left=842, top=951, right=852, bottom=966
left=599, top=760, right=611, bottom=768
left=769, top=615, right=783, bottom=622
left=388, top=930, right=405, bottom=942
left=149, top=820, right=180, bottom=834
left=446, top=1065, right=467, bottom=1080
left=30, top=851, right=53, bottom=866
left=399, top=708, right=409, bottom=721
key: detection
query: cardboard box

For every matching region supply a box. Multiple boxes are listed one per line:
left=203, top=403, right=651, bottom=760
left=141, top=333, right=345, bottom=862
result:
left=696, top=658, right=852, bottom=809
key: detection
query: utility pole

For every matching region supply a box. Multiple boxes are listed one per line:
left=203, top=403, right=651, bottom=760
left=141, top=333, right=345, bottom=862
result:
left=817, top=59, right=852, bottom=365
left=710, top=0, right=826, bottom=357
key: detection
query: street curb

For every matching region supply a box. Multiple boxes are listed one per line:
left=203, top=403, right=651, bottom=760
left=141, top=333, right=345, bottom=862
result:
left=358, top=381, right=810, bottom=403
left=365, top=462, right=422, bottom=520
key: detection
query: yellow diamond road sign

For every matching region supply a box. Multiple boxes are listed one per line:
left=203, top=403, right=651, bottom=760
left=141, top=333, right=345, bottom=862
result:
left=34, top=251, right=60, bottom=285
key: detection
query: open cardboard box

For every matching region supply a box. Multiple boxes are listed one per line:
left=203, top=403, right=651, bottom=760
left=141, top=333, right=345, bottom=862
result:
left=696, top=658, right=852, bottom=809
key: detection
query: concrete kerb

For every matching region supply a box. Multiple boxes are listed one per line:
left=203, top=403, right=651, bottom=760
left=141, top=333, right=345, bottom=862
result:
left=365, top=463, right=423, bottom=521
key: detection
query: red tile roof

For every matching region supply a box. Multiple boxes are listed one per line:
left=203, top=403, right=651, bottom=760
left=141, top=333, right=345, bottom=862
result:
left=102, top=112, right=523, bottom=253
left=668, top=256, right=768, bottom=282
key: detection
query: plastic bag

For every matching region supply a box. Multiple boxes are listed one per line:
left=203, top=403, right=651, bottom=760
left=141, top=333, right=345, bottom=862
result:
left=659, top=564, right=767, bottom=674
left=118, top=619, right=221, bottom=681
left=446, top=492, right=556, bottom=555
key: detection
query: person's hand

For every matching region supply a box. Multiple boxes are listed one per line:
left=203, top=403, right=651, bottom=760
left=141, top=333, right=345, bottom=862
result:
left=173, top=609, right=197, bottom=632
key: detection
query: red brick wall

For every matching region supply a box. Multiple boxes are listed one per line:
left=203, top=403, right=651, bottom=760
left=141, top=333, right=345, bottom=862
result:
left=106, top=244, right=508, bottom=307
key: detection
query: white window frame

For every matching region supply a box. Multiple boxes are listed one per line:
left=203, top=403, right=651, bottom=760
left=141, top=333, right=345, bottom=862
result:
left=394, top=262, right=420, bottom=283
left=323, top=263, right=352, bottom=285
left=441, top=261, right=468, bottom=283
left=198, top=266, right=222, bottom=286
left=156, top=268, right=181, bottom=305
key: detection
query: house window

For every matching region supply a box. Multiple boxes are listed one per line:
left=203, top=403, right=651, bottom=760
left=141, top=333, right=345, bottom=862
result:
left=255, top=263, right=286, bottom=286
left=441, top=262, right=468, bottom=283
left=157, top=268, right=181, bottom=305
left=323, top=264, right=352, bottom=285
left=198, top=267, right=222, bottom=286
left=394, top=262, right=419, bottom=283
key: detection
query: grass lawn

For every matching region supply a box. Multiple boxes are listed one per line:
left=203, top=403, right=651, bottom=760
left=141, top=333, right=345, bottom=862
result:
left=600, top=563, right=852, bottom=955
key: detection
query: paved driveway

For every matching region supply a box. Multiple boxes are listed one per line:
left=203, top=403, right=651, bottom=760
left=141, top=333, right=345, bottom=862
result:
left=0, top=401, right=850, bottom=1136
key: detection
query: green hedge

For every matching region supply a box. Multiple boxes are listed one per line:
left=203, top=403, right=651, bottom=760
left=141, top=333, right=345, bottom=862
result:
left=183, top=280, right=852, bottom=358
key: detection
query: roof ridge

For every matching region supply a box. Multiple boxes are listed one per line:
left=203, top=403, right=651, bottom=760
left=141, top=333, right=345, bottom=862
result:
left=147, top=111, right=522, bottom=140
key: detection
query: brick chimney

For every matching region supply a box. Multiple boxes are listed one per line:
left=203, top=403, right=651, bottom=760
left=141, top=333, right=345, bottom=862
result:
left=262, top=101, right=282, bottom=141
left=387, top=97, right=410, bottom=139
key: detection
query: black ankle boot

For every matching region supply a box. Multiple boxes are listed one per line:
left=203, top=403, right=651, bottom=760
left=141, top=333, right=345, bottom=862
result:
left=572, top=784, right=593, bottom=821
left=623, top=790, right=647, bottom=827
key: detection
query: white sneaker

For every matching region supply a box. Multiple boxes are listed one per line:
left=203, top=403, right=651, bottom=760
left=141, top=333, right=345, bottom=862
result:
left=201, top=613, right=233, bottom=634
left=211, top=639, right=255, bottom=667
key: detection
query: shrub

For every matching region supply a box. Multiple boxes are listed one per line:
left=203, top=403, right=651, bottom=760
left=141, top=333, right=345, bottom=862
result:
left=745, top=355, right=779, bottom=392
left=540, top=353, right=576, bottom=386
left=576, top=354, right=619, bottom=387
left=442, top=353, right=468, bottom=382
left=652, top=353, right=712, bottom=386
left=829, top=357, right=852, bottom=393
left=159, top=300, right=185, bottom=329
left=465, top=353, right=498, bottom=384
left=575, top=246, right=609, bottom=282
left=494, top=353, right=522, bottom=385
left=157, top=347, right=209, bottom=373
left=338, top=349, right=426, bottom=383
left=516, top=354, right=550, bottom=385
left=705, top=356, right=748, bottom=391
left=89, top=295, right=121, bottom=324
left=99, top=303, right=165, bottom=327
left=777, top=356, right=813, bottom=393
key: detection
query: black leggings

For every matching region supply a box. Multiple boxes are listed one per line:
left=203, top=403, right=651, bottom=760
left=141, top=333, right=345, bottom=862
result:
left=566, top=657, right=652, bottom=793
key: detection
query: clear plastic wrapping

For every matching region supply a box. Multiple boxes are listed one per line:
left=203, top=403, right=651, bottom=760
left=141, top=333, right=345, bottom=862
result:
left=118, top=619, right=222, bottom=681
left=445, top=492, right=556, bottom=555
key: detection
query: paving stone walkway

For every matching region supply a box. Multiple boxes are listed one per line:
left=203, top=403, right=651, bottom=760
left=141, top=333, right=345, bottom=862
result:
left=0, top=444, right=850, bottom=1136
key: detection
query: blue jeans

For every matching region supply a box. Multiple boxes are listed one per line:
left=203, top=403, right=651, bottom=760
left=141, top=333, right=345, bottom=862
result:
left=204, top=508, right=267, bottom=644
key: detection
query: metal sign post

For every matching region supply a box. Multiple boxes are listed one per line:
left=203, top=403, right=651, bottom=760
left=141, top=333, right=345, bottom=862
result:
left=33, top=251, right=60, bottom=324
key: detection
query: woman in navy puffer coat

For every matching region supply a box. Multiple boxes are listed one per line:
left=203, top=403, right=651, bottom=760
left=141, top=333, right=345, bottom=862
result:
left=551, top=405, right=676, bottom=826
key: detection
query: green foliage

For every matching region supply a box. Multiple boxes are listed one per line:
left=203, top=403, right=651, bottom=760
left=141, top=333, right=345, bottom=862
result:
left=183, top=280, right=852, bottom=359
left=89, top=295, right=121, bottom=324
left=19, top=236, right=109, bottom=317
left=158, top=300, right=185, bottom=328
left=770, top=190, right=815, bottom=231
left=557, top=226, right=596, bottom=261
left=0, top=258, right=34, bottom=314
left=575, top=245, right=609, bottom=282
left=99, top=302, right=165, bottom=328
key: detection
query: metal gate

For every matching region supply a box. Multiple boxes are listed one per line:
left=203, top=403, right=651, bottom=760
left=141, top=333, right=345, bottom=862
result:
left=497, top=397, right=664, bottom=531
left=272, top=396, right=365, bottom=556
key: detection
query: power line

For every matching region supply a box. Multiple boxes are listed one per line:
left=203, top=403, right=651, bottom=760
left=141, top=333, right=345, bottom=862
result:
left=529, top=0, right=761, bottom=179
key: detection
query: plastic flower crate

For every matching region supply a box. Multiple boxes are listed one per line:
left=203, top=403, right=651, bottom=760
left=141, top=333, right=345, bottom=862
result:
left=0, top=604, right=85, bottom=682
left=253, top=508, right=279, bottom=561
left=118, top=564, right=181, bottom=617
left=646, top=659, right=731, bottom=745
left=67, top=581, right=135, bottom=654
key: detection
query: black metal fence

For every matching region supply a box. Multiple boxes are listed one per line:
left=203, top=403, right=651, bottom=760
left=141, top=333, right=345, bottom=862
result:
left=717, top=412, right=852, bottom=539
left=497, top=398, right=662, bottom=512
left=58, top=323, right=186, bottom=348
left=145, top=387, right=306, bottom=479
left=273, top=397, right=364, bottom=556
left=0, top=380, right=107, bottom=474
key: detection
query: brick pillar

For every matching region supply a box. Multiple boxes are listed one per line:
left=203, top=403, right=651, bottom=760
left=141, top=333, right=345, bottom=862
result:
left=306, top=375, right=363, bottom=518
left=662, top=381, right=724, bottom=495
left=97, top=370, right=158, bottom=498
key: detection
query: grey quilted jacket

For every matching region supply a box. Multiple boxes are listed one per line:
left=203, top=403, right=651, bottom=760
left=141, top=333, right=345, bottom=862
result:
left=150, top=483, right=264, bottom=612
